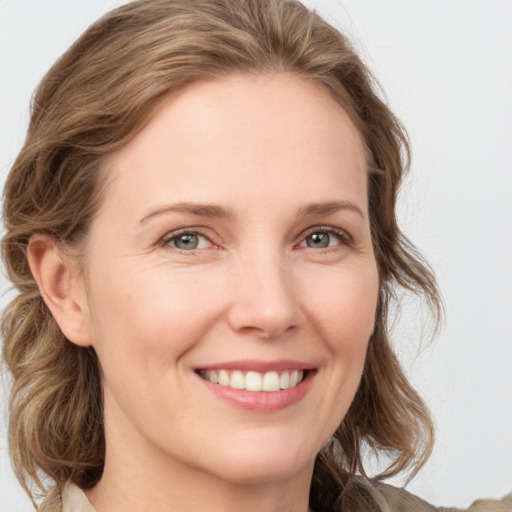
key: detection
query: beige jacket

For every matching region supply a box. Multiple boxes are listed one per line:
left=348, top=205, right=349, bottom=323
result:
left=41, top=478, right=512, bottom=512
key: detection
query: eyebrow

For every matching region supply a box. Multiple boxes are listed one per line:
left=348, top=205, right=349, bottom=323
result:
left=140, top=202, right=233, bottom=223
left=140, top=199, right=365, bottom=224
left=298, top=200, right=365, bottom=219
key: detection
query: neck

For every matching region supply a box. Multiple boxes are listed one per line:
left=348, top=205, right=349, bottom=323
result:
left=86, top=432, right=314, bottom=512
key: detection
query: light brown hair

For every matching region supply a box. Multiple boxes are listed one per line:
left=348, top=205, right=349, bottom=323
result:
left=2, top=1, right=441, bottom=510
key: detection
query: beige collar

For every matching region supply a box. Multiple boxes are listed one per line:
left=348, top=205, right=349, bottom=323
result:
left=61, top=483, right=96, bottom=512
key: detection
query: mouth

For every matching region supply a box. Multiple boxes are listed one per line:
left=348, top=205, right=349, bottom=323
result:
left=194, top=360, right=316, bottom=411
left=196, top=368, right=307, bottom=392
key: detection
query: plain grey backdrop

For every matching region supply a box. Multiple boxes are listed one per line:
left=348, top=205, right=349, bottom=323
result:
left=1, top=1, right=511, bottom=510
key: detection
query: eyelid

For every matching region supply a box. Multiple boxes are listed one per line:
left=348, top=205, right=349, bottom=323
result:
left=158, top=227, right=218, bottom=250
left=156, top=224, right=352, bottom=251
left=297, top=225, right=353, bottom=247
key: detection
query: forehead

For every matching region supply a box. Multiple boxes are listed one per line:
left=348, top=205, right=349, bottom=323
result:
left=100, top=73, right=368, bottom=217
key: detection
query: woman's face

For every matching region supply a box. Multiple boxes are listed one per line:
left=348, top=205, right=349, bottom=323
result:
left=78, top=74, right=379, bottom=486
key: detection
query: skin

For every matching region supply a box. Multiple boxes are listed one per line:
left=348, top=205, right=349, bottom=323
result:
left=29, top=73, right=379, bottom=512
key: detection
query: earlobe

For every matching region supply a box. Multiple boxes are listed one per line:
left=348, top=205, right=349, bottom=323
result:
left=27, top=233, right=92, bottom=347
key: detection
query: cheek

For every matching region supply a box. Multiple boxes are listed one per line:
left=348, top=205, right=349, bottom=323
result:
left=304, top=262, right=378, bottom=421
left=304, top=263, right=379, bottom=351
left=84, top=262, right=225, bottom=367
left=317, top=268, right=378, bottom=424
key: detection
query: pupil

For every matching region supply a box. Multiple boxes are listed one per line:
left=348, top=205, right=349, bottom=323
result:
left=175, top=234, right=198, bottom=250
left=308, top=233, right=329, bottom=248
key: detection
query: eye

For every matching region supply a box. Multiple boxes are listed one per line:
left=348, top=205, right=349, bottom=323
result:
left=160, top=230, right=213, bottom=251
left=299, top=227, right=350, bottom=250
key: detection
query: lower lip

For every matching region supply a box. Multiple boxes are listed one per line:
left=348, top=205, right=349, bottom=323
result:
left=196, top=371, right=315, bottom=412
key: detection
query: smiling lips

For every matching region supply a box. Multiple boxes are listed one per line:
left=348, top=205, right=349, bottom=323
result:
left=198, top=369, right=305, bottom=392
left=195, top=362, right=314, bottom=411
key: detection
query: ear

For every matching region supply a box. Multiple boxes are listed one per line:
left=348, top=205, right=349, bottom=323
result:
left=27, top=233, right=92, bottom=347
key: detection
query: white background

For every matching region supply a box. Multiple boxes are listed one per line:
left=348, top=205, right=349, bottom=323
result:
left=1, top=1, right=511, bottom=510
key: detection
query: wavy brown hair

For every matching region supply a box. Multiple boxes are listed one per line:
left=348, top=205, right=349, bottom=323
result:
left=2, top=0, right=441, bottom=510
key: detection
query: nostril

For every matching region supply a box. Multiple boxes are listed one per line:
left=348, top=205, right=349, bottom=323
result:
left=227, top=272, right=301, bottom=338
left=237, top=324, right=297, bottom=340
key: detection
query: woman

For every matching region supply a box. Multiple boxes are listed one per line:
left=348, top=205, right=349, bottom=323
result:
left=1, top=1, right=510, bottom=511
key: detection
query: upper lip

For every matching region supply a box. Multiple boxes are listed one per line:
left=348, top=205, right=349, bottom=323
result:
left=195, top=359, right=314, bottom=372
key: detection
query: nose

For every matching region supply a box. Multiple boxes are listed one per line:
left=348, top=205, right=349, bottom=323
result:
left=227, top=250, right=301, bottom=339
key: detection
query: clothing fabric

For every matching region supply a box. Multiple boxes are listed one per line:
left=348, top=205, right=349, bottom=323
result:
left=341, top=478, right=512, bottom=512
left=40, top=478, right=512, bottom=512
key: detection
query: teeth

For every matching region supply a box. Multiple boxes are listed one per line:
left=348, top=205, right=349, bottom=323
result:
left=245, top=371, right=262, bottom=391
left=262, top=371, right=280, bottom=391
left=218, top=369, right=229, bottom=387
left=279, top=371, right=290, bottom=389
left=230, top=370, right=245, bottom=389
left=200, top=369, right=306, bottom=392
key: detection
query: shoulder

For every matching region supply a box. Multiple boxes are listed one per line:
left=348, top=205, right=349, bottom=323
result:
left=468, top=494, right=512, bottom=512
left=339, top=476, right=512, bottom=512
left=40, top=479, right=512, bottom=512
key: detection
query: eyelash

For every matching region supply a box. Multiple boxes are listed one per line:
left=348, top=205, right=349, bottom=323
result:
left=158, top=225, right=352, bottom=253
left=297, top=226, right=352, bottom=253
left=158, top=228, right=214, bottom=252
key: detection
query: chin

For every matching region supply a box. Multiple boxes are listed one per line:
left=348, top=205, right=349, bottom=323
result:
left=212, top=457, right=314, bottom=487
left=202, top=433, right=320, bottom=486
